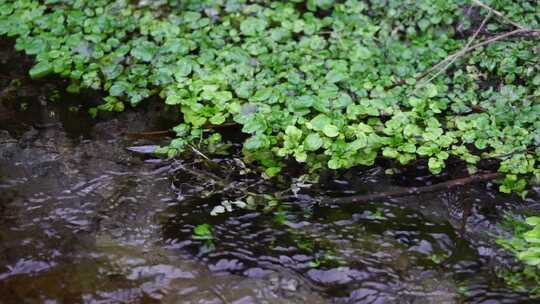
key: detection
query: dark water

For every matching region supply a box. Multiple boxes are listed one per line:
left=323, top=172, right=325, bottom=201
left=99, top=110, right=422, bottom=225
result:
left=162, top=160, right=538, bottom=303
left=0, top=38, right=538, bottom=303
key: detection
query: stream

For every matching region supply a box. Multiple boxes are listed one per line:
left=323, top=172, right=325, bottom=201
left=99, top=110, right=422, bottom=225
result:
left=1, top=37, right=539, bottom=304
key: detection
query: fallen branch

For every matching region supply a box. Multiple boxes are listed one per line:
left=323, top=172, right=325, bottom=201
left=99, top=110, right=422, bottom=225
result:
left=126, top=130, right=172, bottom=137
left=323, top=172, right=501, bottom=205
left=418, top=10, right=491, bottom=87
left=471, top=0, right=527, bottom=30
left=416, top=28, right=539, bottom=85
left=389, top=28, right=540, bottom=89
left=414, top=0, right=539, bottom=88
left=484, top=144, right=540, bottom=160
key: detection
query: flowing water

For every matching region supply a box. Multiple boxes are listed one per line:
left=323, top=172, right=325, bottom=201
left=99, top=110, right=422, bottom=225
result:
left=0, top=38, right=539, bottom=304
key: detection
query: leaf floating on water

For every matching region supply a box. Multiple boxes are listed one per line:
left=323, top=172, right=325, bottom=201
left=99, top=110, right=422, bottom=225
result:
left=193, top=224, right=213, bottom=240
left=126, top=145, right=158, bottom=154
left=210, top=205, right=225, bottom=216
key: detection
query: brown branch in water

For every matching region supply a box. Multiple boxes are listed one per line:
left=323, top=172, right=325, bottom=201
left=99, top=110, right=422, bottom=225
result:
left=323, top=172, right=501, bottom=205
left=126, top=130, right=173, bottom=137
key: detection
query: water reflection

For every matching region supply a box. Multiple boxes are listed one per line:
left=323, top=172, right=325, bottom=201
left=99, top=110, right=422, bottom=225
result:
left=162, top=162, right=533, bottom=303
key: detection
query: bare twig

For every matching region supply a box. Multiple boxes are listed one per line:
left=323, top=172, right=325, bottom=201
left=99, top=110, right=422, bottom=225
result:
left=323, top=172, right=501, bottom=205
left=418, top=11, right=492, bottom=87
left=484, top=144, right=540, bottom=160
left=189, top=144, right=211, bottom=161
left=210, top=288, right=231, bottom=304
left=417, top=0, right=537, bottom=87
left=471, top=0, right=527, bottom=30
left=412, top=28, right=539, bottom=85
left=389, top=26, right=540, bottom=90
left=460, top=28, right=540, bottom=52
left=170, top=159, right=226, bottom=186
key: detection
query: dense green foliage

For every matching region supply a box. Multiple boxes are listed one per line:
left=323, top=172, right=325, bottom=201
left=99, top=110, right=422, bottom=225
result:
left=1, top=0, right=539, bottom=192
left=499, top=216, right=540, bottom=267
left=497, top=215, right=540, bottom=295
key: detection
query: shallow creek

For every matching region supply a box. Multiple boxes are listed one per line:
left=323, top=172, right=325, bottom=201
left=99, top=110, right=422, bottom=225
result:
left=0, top=39, right=539, bottom=304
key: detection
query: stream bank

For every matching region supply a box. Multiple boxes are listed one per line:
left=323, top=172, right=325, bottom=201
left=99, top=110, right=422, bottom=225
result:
left=1, top=38, right=539, bottom=303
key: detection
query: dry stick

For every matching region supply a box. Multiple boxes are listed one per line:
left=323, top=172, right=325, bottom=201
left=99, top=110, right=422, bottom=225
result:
left=189, top=144, right=211, bottom=161
left=471, top=0, right=526, bottom=30
left=418, top=0, right=534, bottom=83
left=485, top=144, right=540, bottom=160
left=414, top=0, right=540, bottom=86
left=170, top=159, right=226, bottom=186
left=416, top=28, right=540, bottom=86
left=389, top=28, right=540, bottom=89
left=210, top=288, right=231, bottom=304
left=417, top=0, right=536, bottom=87
left=458, top=27, right=540, bottom=53
left=323, top=172, right=501, bottom=205
left=418, top=11, right=492, bottom=87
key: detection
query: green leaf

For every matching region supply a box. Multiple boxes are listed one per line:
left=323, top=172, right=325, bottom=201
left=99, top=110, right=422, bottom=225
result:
left=244, top=135, right=267, bottom=150
left=350, top=136, right=367, bottom=150
left=131, top=40, right=157, bottom=62
left=166, top=94, right=182, bottom=105
left=309, top=114, right=332, bottom=131
left=285, top=125, right=303, bottom=139
left=110, top=81, right=130, bottom=97
left=328, top=158, right=341, bottom=169
left=193, top=224, right=213, bottom=240
left=174, top=59, right=193, bottom=78
left=428, top=157, right=443, bottom=174
left=325, top=70, right=346, bottom=83
left=322, top=125, right=339, bottom=137
left=526, top=217, right=540, bottom=226
left=240, top=17, right=268, bottom=36
left=209, top=113, right=226, bottom=125
left=214, top=91, right=233, bottom=103
left=265, top=167, right=281, bottom=177
left=253, top=87, right=273, bottom=101
left=304, top=133, right=323, bottom=151
left=533, top=75, right=540, bottom=86
left=423, top=83, right=438, bottom=98
left=383, top=147, right=398, bottom=158
left=29, top=61, right=52, bottom=78
left=294, top=150, right=307, bottom=162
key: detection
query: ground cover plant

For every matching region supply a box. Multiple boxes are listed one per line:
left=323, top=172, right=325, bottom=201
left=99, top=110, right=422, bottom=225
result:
left=497, top=215, right=540, bottom=296
left=1, top=0, right=540, bottom=194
